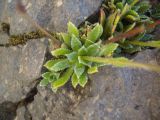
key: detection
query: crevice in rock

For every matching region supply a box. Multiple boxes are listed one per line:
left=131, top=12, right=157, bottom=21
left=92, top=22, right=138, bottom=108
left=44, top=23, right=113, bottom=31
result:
left=0, top=77, right=41, bottom=120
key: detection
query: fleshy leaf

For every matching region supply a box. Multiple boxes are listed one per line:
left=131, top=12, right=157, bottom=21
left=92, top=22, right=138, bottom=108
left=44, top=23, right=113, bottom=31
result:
left=40, top=79, right=49, bottom=86
left=100, top=43, right=119, bottom=57
left=87, top=66, right=98, bottom=74
left=78, top=56, right=92, bottom=67
left=48, top=72, right=60, bottom=83
left=68, top=22, right=79, bottom=37
left=86, top=23, right=103, bottom=46
left=121, top=3, right=130, bottom=17
left=66, top=52, right=78, bottom=62
left=127, top=10, right=139, bottom=18
left=78, top=46, right=88, bottom=56
left=86, top=42, right=101, bottom=56
left=71, top=35, right=82, bottom=51
left=112, top=10, right=121, bottom=34
left=100, top=9, right=106, bottom=27
left=61, top=33, right=71, bottom=47
left=104, top=10, right=120, bottom=38
left=79, top=72, right=88, bottom=87
left=51, top=48, right=71, bottom=57
left=51, top=59, right=70, bottom=72
left=116, top=2, right=123, bottom=10
left=125, top=15, right=139, bottom=22
left=52, top=68, right=73, bottom=89
left=44, top=59, right=64, bottom=70
left=71, top=73, right=79, bottom=88
left=74, top=63, right=85, bottom=78
left=42, top=72, right=51, bottom=79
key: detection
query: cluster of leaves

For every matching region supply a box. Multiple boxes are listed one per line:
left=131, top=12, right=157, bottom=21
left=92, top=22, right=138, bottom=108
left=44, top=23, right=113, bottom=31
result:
left=101, top=0, right=159, bottom=53
left=39, top=1, right=160, bottom=91
left=40, top=22, right=120, bottom=91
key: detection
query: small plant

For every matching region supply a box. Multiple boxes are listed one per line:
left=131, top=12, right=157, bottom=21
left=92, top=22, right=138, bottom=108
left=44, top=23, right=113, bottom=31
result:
left=100, top=0, right=160, bottom=53
left=40, top=22, right=119, bottom=91
left=40, top=22, right=160, bottom=91
left=101, top=0, right=151, bottom=37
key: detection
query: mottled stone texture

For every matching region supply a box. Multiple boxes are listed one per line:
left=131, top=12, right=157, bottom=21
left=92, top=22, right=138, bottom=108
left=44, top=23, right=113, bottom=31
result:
left=0, top=40, right=46, bottom=103
left=5, top=0, right=102, bottom=34
left=27, top=49, right=160, bottom=120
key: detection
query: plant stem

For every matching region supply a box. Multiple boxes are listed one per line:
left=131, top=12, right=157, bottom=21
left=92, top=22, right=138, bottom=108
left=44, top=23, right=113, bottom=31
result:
left=81, top=56, right=160, bottom=72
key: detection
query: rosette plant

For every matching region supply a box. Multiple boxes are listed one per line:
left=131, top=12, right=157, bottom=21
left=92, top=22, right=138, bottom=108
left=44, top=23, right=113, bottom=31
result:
left=40, top=22, right=160, bottom=91
left=40, top=22, right=120, bottom=91
left=100, top=0, right=160, bottom=53
left=101, top=0, right=151, bottom=37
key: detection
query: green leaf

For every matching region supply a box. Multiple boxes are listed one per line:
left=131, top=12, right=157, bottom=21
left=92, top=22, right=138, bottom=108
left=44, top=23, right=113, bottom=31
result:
left=71, top=73, right=79, bottom=88
left=104, top=13, right=116, bottom=38
left=130, top=0, right=139, bottom=7
left=124, top=22, right=136, bottom=32
left=79, top=72, right=88, bottom=87
left=51, top=59, right=70, bottom=72
left=78, top=56, right=92, bottom=67
left=112, top=10, right=121, bottom=34
left=121, top=3, right=130, bottom=17
left=87, top=23, right=103, bottom=43
left=78, top=46, right=87, bottom=56
left=44, top=59, right=64, bottom=70
left=100, top=9, right=106, bottom=27
left=42, top=72, right=51, bottom=79
left=61, top=33, right=71, bottom=47
left=48, top=72, right=60, bottom=83
left=66, top=52, right=78, bottom=62
left=100, top=43, right=119, bottom=57
left=104, top=10, right=120, bottom=38
left=52, top=68, right=73, bottom=89
left=74, top=64, right=85, bottom=78
left=42, top=72, right=60, bottom=83
left=127, top=10, right=139, bottom=18
left=68, top=22, right=79, bottom=37
left=128, top=40, right=160, bottom=48
left=125, top=15, right=139, bottom=22
left=71, top=35, right=82, bottom=51
left=87, top=66, right=98, bottom=74
left=86, top=42, right=101, bottom=56
left=51, top=48, right=71, bottom=57
left=116, top=2, right=123, bottom=10
left=40, top=79, right=49, bottom=86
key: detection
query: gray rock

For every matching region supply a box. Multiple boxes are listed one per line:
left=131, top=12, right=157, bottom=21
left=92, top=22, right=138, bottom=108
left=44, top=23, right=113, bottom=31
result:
left=0, top=39, right=46, bottom=103
left=6, top=0, right=102, bottom=34
left=28, top=49, right=160, bottom=120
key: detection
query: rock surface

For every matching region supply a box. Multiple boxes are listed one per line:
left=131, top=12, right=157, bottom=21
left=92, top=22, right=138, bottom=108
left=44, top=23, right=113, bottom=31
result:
left=5, top=0, right=102, bottom=34
left=27, top=49, right=160, bottom=120
left=0, top=40, right=46, bottom=103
